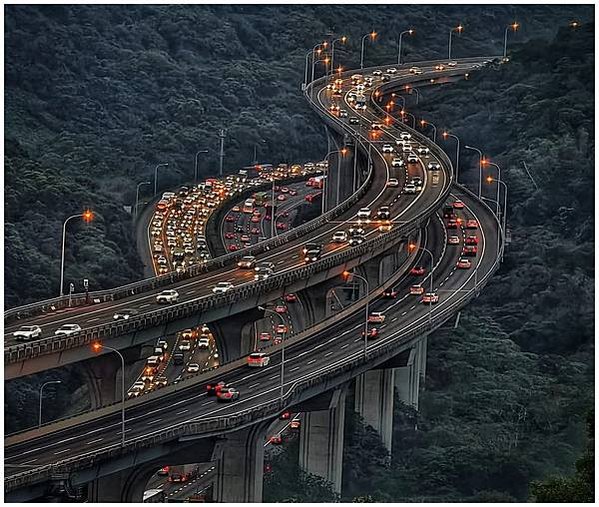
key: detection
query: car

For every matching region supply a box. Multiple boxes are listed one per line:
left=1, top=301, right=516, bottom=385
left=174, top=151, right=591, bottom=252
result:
left=225, top=215, right=235, bottom=223
left=198, top=337, right=210, bottom=349
left=290, top=420, right=301, bottom=430
left=259, top=332, right=271, bottom=342
left=357, top=207, right=371, bottom=220
left=387, top=178, right=400, bottom=187
left=250, top=227, right=260, bottom=235
left=224, top=232, right=235, bottom=239
left=453, top=200, right=465, bottom=209
left=212, top=282, right=234, bottom=294
left=447, top=219, right=459, bottom=229
left=349, top=116, right=360, bottom=125
left=187, top=363, right=200, bottom=373
left=417, top=146, right=430, bottom=156
left=463, top=245, right=478, bottom=256
left=154, top=376, right=168, bottom=388
left=216, top=387, right=240, bottom=402
left=411, top=177, right=423, bottom=190
left=141, top=366, right=156, bottom=382
left=448, top=235, right=461, bottom=245
left=381, top=288, right=398, bottom=299
left=466, top=219, right=478, bottom=229
left=280, top=186, right=289, bottom=193
left=465, top=235, right=478, bottom=245
left=234, top=225, right=244, bottom=232
left=284, top=293, right=297, bottom=303
left=279, top=411, right=292, bottom=420
left=407, top=153, right=419, bottom=164
left=169, top=473, right=187, bottom=483
left=303, top=244, right=323, bottom=263
left=386, top=67, right=398, bottom=74
left=156, top=289, right=179, bottom=304
left=410, top=266, right=426, bottom=276
left=349, top=233, right=365, bottom=245
left=377, top=206, right=391, bottom=220
left=237, top=256, right=256, bottom=269
left=277, top=194, right=287, bottom=201
left=382, top=144, right=394, bottom=153
left=54, top=324, right=82, bottom=336
left=410, top=284, right=425, bottom=295
left=402, top=144, right=412, bottom=153
left=181, top=328, right=194, bottom=339
left=434, top=63, right=445, bottom=71
left=254, top=268, right=273, bottom=281
left=447, top=61, right=457, bottom=67
left=289, top=189, right=298, bottom=196
left=275, top=305, right=288, bottom=314
left=400, top=132, right=412, bottom=141
left=247, top=352, right=270, bottom=368
left=250, top=215, right=261, bottom=223
left=410, top=67, right=423, bottom=74
left=178, top=340, right=191, bottom=352
left=427, top=161, right=441, bottom=171
left=276, top=222, right=287, bottom=231
left=362, top=327, right=379, bottom=338
left=404, top=183, right=417, bottom=194
left=13, top=325, right=42, bottom=340
left=391, top=157, right=404, bottom=168
left=339, top=109, right=348, bottom=118
left=206, top=381, right=228, bottom=396
left=240, top=234, right=250, bottom=243
left=422, top=292, right=439, bottom=304
left=157, top=466, right=170, bottom=476
left=269, top=435, right=283, bottom=445
left=332, top=230, right=348, bottom=243
left=276, top=324, right=288, bottom=334
left=255, top=261, right=275, bottom=273
left=232, top=205, right=241, bottom=212
left=372, top=69, right=383, bottom=76
left=157, top=338, right=168, bottom=350
left=368, top=312, right=386, bottom=323
left=457, top=257, right=472, bottom=269
left=113, top=309, right=139, bottom=321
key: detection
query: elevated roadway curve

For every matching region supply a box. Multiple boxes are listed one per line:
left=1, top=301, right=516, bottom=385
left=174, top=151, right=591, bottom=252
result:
left=4, top=58, right=486, bottom=378
left=5, top=182, right=502, bottom=498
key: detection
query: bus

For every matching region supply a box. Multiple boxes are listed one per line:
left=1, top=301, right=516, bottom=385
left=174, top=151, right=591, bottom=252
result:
left=243, top=198, right=255, bottom=214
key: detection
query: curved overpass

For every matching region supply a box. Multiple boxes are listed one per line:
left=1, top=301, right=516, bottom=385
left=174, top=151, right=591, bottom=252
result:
left=5, top=56, right=503, bottom=499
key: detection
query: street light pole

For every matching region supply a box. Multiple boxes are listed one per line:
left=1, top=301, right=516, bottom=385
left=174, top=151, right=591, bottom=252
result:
left=345, top=271, right=370, bottom=357
left=194, top=150, right=209, bottom=183
left=400, top=110, right=416, bottom=128
left=464, top=145, right=484, bottom=198
left=406, top=85, right=420, bottom=105
left=93, top=343, right=126, bottom=447
left=448, top=24, right=464, bottom=60
left=60, top=211, right=93, bottom=296
left=504, top=22, right=519, bottom=59
left=420, top=120, right=436, bottom=143
left=260, top=307, right=287, bottom=400
left=397, top=29, right=414, bottom=65
left=218, top=129, right=226, bottom=177
left=330, top=36, right=347, bottom=78
left=38, top=380, right=62, bottom=428
left=135, top=181, right=151, bottom=220
left=360, top=31, right=376, bottom=69
left=442, top=132, right=460, bottom=183
left=489, top=177, right=508, bottom=262
left=311, top=57, right=330, bottom=99
left=253, top=140, right=265, bottom=165
left=153, top=162, right=169, bottom=196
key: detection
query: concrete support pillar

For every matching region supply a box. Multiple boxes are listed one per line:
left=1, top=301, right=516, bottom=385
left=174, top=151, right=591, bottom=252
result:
left=298, top=389, right=346, bottom=494
left=394, top=343, right=424, bottom=410
left=209, top=307, right=265, bottom=363
left=212, top=423, right=269, bottom=503
left=87, top=465, right=154, bottom=503
left=354, top=369, right=395, bottom=452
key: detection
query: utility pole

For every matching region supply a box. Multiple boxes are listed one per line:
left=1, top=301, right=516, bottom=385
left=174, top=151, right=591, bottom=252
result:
left=218, top=129, right=226, bottom=177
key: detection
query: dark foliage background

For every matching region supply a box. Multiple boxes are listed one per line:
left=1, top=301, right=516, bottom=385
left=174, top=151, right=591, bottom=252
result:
left=4, top=5, right=594, bottom=500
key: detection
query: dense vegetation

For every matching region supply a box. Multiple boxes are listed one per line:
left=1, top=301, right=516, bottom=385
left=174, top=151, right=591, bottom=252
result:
left=5, top=5, right=594, bottom=500
left=4, top=4, right=591, bottom=306
left=264, top=20, right=595, bottom=503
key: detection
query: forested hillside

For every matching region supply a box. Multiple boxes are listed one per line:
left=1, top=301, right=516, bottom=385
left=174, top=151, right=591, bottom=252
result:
left=264, top=21, right=595, bottom=502
left=4, top=4, right=592, bottom=306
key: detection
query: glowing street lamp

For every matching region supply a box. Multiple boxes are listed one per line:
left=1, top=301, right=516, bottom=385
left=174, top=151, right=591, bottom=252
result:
left=442, top=131, right=460, bottom=182
left=448, top=24, right=464, bottom=60
left=419, top=119, right=437, bottom=143
left=342, top=270, right=370, bottom=357
left=330, top=36, right=347, bottom=77
left=360, top=31, right=377, bottom=69
left=60, top=210, right=94, bottom=297
left=397, top=29, right=415, bottom=65
left=504, top=22, right=520, bottom=59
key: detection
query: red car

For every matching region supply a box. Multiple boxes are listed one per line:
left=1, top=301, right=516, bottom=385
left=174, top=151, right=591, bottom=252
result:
left=276, top=222, right=287, bottom=230
left=264, top=215, right=272, bottom=221
left=452, top=200, right=465, bottom=209
left=280, top=211, right=290, bottom=218
left=259, top=332, right=271, bottom=341
left=225, top=215, right=235, bottom=222
left=228, top=244, right=238, bottom=252
left=410, top=266, right=426, bottom=276
left=284, top=293, right=297, bottom=303
left=157, top=466, right=169, bottom=476
left=240, top=234, right=250, bottom=243
left=362, top=328, right=379, bottom=338
left=382, top=289, right=398, bottom=299
left=290, top=420, right=301, bottom=430
left=269, top=435, right=283, bottom=445
left=206, top=381, right=228, bottom=396
left=279, top=411, right=291, bottom=420
left=463, top=245, right=478, bottom=256
left=465, top=235, right=478, bottom=245
left=277, top=194, right=287, bottom=201
left=275, top=305, right=288, bottom=314
left=224, top=232, right=235, bottom=239
left=251, top=216, right=261, bottom=223
left=281, top=187, right=289, bottom=193
left=250, top=227, right=260, bottom=235
left=276, top=324, right=288, bottom=334
left=466, top=219, right=478, bottom=229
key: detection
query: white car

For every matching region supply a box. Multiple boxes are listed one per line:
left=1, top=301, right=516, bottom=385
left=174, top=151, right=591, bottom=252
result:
left=357, top=207, right=371, bottom=220
left=417, top=146, right=430, bottom=156
left=391, top=158, right=404, bottom=168
left=410, top=67, right=423, bottom=74
left=386, top=67, right=398, bottom=74
left=54, top=324, right=82, bottom=336
left=181, top=328, right=194, bottom=339
left=187, top=363, right=200, bottom=373
left=382, top=144, right=394, bottom=153
left=427, top=161, right=441, bottom=171
left=402, top=144, right=412, bottom=153
left=400, top=132, right=412, bottom=141
left=404, top=184, right=417, bottom=194
left=447, top=61, right=457, bottom=67
left=13, top=325, right=42, bottom=340
left=212, top=282, right=234, bottom=294
left=247, top=352, right=270, bottom=368
left=372, top=69, right=383, bottom=76
left=178, top=340, right=191, bottom=351
left=332, top=231, right=348, bottom=243
left=113, top=309, right=139, bottom=320
left=387, top=178, right=400, bottom=188
left=198, top=338, right=210, bottom=349
left=156, top=289, right=179, bottom=304
left=407, top=153, right=419, bottom=164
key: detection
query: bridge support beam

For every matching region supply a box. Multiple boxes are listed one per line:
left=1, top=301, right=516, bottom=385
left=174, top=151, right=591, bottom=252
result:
left=394, top=339, right=426, bottom=410
left=354, top=369, right=395, bottom=453
left=212, top=423, right=270, bottom=503
left=298, top=388, right=346, bottom=494
left=210, top=307, right=265, bottom=363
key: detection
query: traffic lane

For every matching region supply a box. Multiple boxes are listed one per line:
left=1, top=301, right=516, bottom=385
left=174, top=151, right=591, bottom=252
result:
left=4, top=209, right=454, bottom=465
left=5, top=74, right=450, bottom=359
